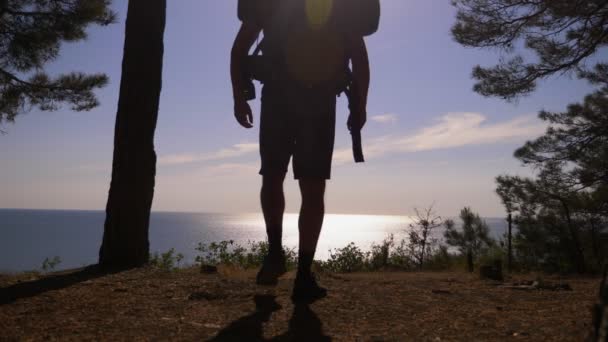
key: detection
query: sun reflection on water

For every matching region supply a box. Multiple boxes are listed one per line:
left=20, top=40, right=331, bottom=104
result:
left=231, top=213, right=413, bottom=260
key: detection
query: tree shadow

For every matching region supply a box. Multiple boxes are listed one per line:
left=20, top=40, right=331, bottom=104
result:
left=0, top=264, right=119, bottom=305
left=210, top=295, right=331, bottom=341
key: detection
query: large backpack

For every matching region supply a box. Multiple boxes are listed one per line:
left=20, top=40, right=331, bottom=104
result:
left=238, top=0, right=380, bottom=89
left=238, top=0, right=381, bottom=37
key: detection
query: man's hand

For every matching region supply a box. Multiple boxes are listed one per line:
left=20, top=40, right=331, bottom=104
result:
left=234, top=98, right=254, bottom=128
left=346, top=34, right=369, bottom=132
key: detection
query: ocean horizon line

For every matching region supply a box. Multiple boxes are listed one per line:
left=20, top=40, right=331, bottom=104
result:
left=0, top=208, right=506, bottom=220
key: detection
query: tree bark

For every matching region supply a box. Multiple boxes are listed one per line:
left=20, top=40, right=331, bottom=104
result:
left=589, top=218, right=602, bottom=268
left=507, top=213, right=512, bottom=273
left=99, top=0, right=167, bottom=269
left=467, top=250, right=474, bottom=273
left=559, top=199, right=586, bottom=274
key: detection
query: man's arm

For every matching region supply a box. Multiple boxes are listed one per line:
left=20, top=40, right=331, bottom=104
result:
left=348, top=35, right=370, bottom=130
left=231, top=23, right=261, bottom=128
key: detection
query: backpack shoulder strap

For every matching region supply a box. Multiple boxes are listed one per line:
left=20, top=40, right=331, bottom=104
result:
left=250, top=0, right=295, bottom=56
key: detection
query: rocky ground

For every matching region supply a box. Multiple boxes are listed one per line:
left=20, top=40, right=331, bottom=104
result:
left=0, top=267, right=599, bottom=341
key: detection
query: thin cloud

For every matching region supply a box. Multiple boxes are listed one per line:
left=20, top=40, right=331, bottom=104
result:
left=334, top=112, right=546, bottom=164
left=371, top=113, right=398, bottom=124
left=206, top=162, right=258, bottom=175
left=159, top=143, right=258, bottom=166
left=159, top=113, right=545, bottom=167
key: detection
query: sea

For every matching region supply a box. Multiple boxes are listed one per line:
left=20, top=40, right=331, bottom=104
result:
left=0, top=209, right=508, bottom=273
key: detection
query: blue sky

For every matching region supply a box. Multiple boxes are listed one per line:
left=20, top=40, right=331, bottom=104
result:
left=0, top=1, right=598, bottom=217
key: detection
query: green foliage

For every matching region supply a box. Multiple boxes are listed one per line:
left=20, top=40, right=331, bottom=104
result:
left=453, top=0, right=608, bottom=273
left=425, top=245, right=453, bottom=271
left=41, top=256, right=61, bottom=272
left=444, top=207, right=495, bottom=271
left=368, top=235, right=395, bottom=270
left=387, top=238, right=415, bottom=269
left=320, top=236, right=450, bottom=273
left=0, top=0, right=116, bottom=125
left=321, top=242, right=368, bottom=273
left=451, top=0, right=608, bottom=99
left=478, top=244, right=505, bottom=269
left=190, top=237, right=456, bottom=274
left=149, top=248, right=184, bottom=271
left=194, top=240, right=297, bottom=270
left=496, top=175, right=605, bottom=273
left=515, top=85, right=608, bottom=196
left=494, top=82, right=608, bottom=273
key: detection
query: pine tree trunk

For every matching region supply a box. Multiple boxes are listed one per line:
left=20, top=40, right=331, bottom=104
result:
left=560, top=200, right=586, bottom=274
left=592, top=265, right=608, bottom=341
left=99, top=0, right=167, bottom=269
left=507, top=213, right=512, bottom=273
left=467, top=250, right=474, bottom=273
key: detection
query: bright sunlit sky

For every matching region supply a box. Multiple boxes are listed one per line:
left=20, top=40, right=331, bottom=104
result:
left=0, top=1, right=599, bottom=217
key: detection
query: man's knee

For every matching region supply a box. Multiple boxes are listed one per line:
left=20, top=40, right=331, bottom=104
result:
left=299, top=179, right=326, bottom=204
left=262, top=174, right=285, bottom=194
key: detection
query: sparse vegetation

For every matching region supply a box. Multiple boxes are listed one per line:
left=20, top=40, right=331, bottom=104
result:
left=407, top=205, right=442, bottom=269
left=444, top=207, right=495, bottom=272
left=41, top=256, right=61, bottom=272
left=149, top=248, right=184, bottom=271
left=194, top=240, right=297, bottom=270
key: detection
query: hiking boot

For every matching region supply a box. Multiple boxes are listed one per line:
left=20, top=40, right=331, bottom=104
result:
left=256, top=250, right=287, bottom=286
left=291, top=272, right=327, bottom=303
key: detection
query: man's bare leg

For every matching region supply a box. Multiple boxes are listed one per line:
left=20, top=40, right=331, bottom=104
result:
left=297, top=179, right=326, bottom=275
left=261, top=174, right=286, bottom=253
left=257, top=174, right=287, bottom=285
left=292, top=179, right=328, bottom=302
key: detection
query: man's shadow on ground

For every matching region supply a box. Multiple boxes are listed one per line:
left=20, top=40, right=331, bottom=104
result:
left=210, top=294, right=331, bottom=341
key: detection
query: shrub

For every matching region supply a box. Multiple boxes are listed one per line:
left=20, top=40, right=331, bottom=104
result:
left=425, top=245, right=453, bottom=270
left=191, top=237, right=459, bottom=274
left=368, top=235, right=395, bottom=270
left=194, top=240, right=297, bottom=270
left=388, top=239, right=415, bottom=269
left=321, top=242, right=368, bottom=273
left=41, top=256, right=61, bottom=272
left=319, top=236, right=452, bottom=273
left=149, top=248, right=184, bottom=271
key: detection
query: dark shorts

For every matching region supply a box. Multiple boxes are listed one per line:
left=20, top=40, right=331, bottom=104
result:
left=259, top=84, right=337, bottom=180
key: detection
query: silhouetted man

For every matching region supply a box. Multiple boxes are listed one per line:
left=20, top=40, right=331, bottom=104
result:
left=231, top=0, right=370, bottom=302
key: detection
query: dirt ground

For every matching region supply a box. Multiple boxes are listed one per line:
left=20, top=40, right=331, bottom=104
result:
left=0, top=267, right=599, bottom=341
